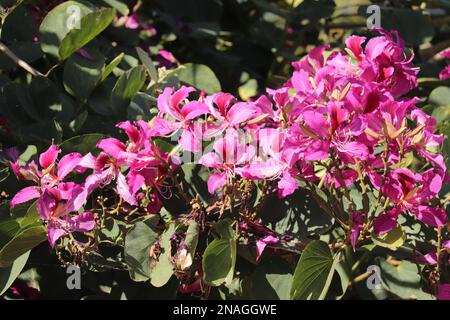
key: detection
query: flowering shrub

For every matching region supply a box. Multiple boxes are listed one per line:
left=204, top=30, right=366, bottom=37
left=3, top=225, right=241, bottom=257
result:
left=1, top=0, right=450, bottom=300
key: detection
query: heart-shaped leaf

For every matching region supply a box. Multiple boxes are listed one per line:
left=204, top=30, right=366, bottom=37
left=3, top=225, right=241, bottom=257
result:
left=178, top=63, right=221, bottom=94
left=202, top=220, right=236, bottom=286
left=59, top=8, right=115, bottom=60
left=63, top=49, right=105, bottom=99
left=124, top=216, right=159, bottom=282
left=39, top=1, right=93, bottom=59
left=0, top=250, right=30, bottom=296
left=290, top=240, right=335, bottom=300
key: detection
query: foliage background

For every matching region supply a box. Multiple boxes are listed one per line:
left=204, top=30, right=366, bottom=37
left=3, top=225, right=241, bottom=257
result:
left=0, top=0, right=449, bottom=299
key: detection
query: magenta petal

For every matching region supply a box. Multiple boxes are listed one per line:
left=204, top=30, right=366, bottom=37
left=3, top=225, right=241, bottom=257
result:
left=437, top=284, right=450, bottom=300
left=39, top=144, right=60, bottom=169
left=146, top=194, right=162, bottom=214
left=117, top=121, right=138, bottom=141
left=439, top=66, right=450, bottom=81
left=345, top=35, right=366, bottom=60
left=159, top=50, right=176, bottom=63
left=373, top=209, right=399, bottom=234
left=414, top=206, right=447, bottom=227
left=179, top=128, right=202, bottom=153
left=181, top=101, right=209, bottom=121
left=227, top=103, right=256, bottom=126
left=277, top=172, right=298, bottom=198
left=256, top=235, right=279, bottom=261
left=37, top=189, right=58, bottom=220
left=414, top=251, right=438, bottom=265
left=47, top=221, right=66, bottom=248
left=350, top=212, right=365, bottom=252
left=11, top=186, right=40, bottom=207
left=443, top=240, right=450, bottom=249
left=127, top=172, right=145, bottom=196
left=96, top=138, right=126, bottom=158
left=124, top=13, right=140, bottom=29
left=207, top=172, right=227, bottom=194
left=68, top=211, right=95, bottom=232
left=77, top=153, right=96, bottom=170
left=199, top=152, right=222, bottom=169
left=117, top=172, right=137, bottom=206
left=57, top=152, right=82, bottom=180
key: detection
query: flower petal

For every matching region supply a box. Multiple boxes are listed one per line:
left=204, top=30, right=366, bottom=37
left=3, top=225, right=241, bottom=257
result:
left=11, top=186, right=40, bottom=207
left=39, top=145, right=60, bottom=169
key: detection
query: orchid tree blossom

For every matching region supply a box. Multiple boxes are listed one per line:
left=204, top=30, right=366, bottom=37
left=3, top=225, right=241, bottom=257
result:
left=10, top=144, right=85, bottom=207
left=37, top=185, right=95, bottom=247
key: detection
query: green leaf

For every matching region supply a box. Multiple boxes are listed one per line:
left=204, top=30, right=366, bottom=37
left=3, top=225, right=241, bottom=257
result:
left=18, top=202, right=41, bottom=228
left=377, top=257, right=433, bottom=300
left=290, top=240, right=334, bottom=300
left=429, top=86, right=450, bottom=107
left=432, top=105, right=450, bottom=125
left=0, top=224, right=46, bottom=267
left=371, top=224, right=406, bottom=251
left=111, top=65, right=147, bottom=115
left=136, top=47, right=159, bottom=83
left=238, top=79, right=258, bottom=100
left=101, top=52, right=124, bottom=82
left=202, top=221, right=236, bottom=286
left=185, top=220, right=199, bottom=256
left=334, top=251, right=351, bottom=300
left=178, top=63, right=221, bottom=94
left=251, top=256, right=293, bottom=300
left=89, top=77, right=116, bottom=116
left=59, top=133, right=104, bottom=154
left=63, top=49, right=105, bottom=99
left=124, top=216, right=159, bottom=282
left=99, top=0, right=130, bottom=16
left=69, top=110, right=88, bottom=133
left=59, top=8, right=115, bottom=60
left=0, top=219, right=20, bottom=249
left=0, top=250, right=30, bottom=296
left=39, top=1, right=93, bottom=59
left=150, top=223, right=175, bottom=287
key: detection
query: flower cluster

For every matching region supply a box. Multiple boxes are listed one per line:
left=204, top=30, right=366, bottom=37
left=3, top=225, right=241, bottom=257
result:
left=9, top=30, right=448, bottom=255
left=150, top=30, right=447, bottom=239
left=10, top=120, right=170, bottom=246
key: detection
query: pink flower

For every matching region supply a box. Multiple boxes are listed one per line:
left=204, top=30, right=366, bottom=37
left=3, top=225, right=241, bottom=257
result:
left=153, top=86, right=209, bottom=152
left=439, top=65, right=450, bottom=80
left=10, top=284, right=40, bottom=300
left=350, top=212, right=365, bottom=251
left=437, top=284, right=450, bottom=300
left=374, top=169, right=447, bottom=234
left=159, top=50, right=176, bottom=63
left=203, top=92, right=258, bottom=137
left=256, top=235, right=279, bottom=261
left=124, top=13, right=156, bottom=35
left=85, top=138, right=138, bottom=205
left=37, top=186, right=95, bottom=247
left=199, top=129, right=255, bottom=193
left=359, top=30, right=419, bottom=96
left=10, top=144, right=84, bottom=207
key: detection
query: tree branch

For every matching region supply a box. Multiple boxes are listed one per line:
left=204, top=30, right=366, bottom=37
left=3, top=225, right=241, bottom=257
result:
left=0, top=42, right=44, bottom=77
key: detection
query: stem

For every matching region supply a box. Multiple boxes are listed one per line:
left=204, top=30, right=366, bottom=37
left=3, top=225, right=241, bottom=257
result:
left=0, top=42, right=44, bottom=77
left=436, top=226, right=442, bottom=274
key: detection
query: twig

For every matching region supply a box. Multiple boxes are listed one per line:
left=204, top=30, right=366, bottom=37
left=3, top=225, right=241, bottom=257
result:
left=0, top=41, right=44, bottom=77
